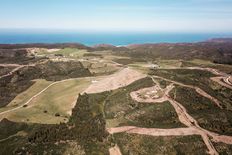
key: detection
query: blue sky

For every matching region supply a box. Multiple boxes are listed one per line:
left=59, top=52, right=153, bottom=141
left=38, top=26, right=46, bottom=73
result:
left=0, top=0, right=232, bottom=33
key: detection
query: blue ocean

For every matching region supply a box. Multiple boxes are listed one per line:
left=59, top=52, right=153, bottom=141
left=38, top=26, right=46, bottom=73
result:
left=0, top=30, right=232, bottom=46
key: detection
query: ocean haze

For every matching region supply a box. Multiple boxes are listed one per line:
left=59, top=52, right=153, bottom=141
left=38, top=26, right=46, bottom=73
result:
left=0, top=31, right=232, bottom=46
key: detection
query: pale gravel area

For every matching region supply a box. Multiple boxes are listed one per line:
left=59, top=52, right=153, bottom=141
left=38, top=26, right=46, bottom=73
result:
left=47, top=48, right=61, bottom=52
left=109, top=145, right=122, bottom=155
left=84, top=68, right=146, bottom=94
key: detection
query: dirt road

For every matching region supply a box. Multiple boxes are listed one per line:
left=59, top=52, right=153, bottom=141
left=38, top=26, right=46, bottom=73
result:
left=0, top=64, right=35, bottom=79
left=0, top=77, right=89, bottom=116
left=152, top=75, right=222, bottom=109
left=109, top=75, right=226, bottom=155
left=108, top=126, right=201, bottom=136
left=211, top=77, right=232, bottom=89
left=0, top=68, right=145, bottom=117
left=109, top=145, right=122, bottom=155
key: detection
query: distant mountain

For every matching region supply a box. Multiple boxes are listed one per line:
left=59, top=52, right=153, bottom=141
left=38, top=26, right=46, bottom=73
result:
left=120, top=38, right=232, bottom=64
left=0, top=43, right=91, bottom=50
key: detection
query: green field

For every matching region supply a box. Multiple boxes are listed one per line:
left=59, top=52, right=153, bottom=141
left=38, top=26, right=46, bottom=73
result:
left=2, top=78, right=91, bottom=124
left=0, top=79, right=52, bottom=113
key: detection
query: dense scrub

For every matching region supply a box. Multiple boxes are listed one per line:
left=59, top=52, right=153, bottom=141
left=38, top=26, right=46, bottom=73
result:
left=0, top=60, right=92, bottom=107
left=170, top=86, right=232, bottom=135
left=103, top=77, right=184, bottom=128
left=213, top=142, right=232, bottom=155
left=116, top=41, right=232, bottom=64
left=150, top=69, right=232, bottom=110
left=0, top=92, right=110, bottom=155
left=113, top=133, right=208, bottom=155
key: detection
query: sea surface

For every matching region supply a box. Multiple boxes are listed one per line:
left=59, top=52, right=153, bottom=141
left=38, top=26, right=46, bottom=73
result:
left=0, top=30, right=232, bottom=46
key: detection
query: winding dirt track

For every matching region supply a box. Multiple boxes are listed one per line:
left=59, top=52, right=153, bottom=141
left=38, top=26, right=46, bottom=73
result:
left=0, top=64, right=36, bottom=79
left=0, top=67, right=146, bottom=117
left=211, top=77, right=232, bottom=90
left=177, top=67, right=232, bottom=89
left=1, top=64, right=232, bottom=155
left=152, top=75, right=222, bottom=109
left=0, top=78, right=82, bottom=116
left=108, top=69, right=232, bottom=155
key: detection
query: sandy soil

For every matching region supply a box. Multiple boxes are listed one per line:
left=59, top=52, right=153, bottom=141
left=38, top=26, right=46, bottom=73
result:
left=109, top=145, right=122, bottom=155
left=84, top=68, right=146, bottom=94
left=130, top=83, right=174, bottom=103
left=211, top=77, right=232, bottom=90
left=47, top=49, right=61, bottom=52
left=107, top=126, right=200, bottom=136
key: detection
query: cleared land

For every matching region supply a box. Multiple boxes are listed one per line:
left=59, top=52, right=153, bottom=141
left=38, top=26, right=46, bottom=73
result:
left=0, top=45, right=232, bottom=155
left=85, top=68, right=146, bottom=94
left=0, top=78, right=91, bottom=124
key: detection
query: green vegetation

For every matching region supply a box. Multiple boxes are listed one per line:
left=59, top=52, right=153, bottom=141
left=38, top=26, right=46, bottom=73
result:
left=113, top=133, right=208, bottom=155
left=0, top=60, right=92, bottom=107
left=150, top=69, right=232, bottom=110
left=102, top=77, right=184, bottom=128
left=0, top=66, right=15, bottom=76
left=181, top=60, right=232, bottom=74
left=155, top=59, right=182, bottom=68
left=122, top=101, right=185, bottom=128
left=213, top=142, right=232, bottom=155
left=153, top=77, right=172, bottom=89
left=104, top=77, right=154, bottom=119
left=170, top=86, right=232, bottom=135
left=0, top=92, right=110, bottom=155
left=3, top=78, right=91, bottom=124
left=2, top=80, right=52, bottom=109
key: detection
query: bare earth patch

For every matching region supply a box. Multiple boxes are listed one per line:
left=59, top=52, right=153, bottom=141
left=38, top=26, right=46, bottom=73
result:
left=211, top=77, right=232, bottom=90
left=109, top=145, right=122, bottom=155
left=107, top=126, right=201, bottom=136
left=130, top=85, right=163, bottom=103
left=84, top=68, right=146, bottom=94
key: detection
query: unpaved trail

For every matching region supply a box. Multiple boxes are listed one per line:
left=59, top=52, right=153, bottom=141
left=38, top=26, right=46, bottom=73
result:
left=152, top=75, right=222, bottom=109
left=107, top=126, right=201, bottom=136
left=0, top=68, right=145, bottom=117
left=109, top=145, right=122, bottom=155
left=109, top=76, right=223, bottom=155
left=0, top=131, right=27, bottom=143
left=85, top=68, right=146, bottom=94
left=167, top=96, right=218, bottom=155
left=162, top=66, right=232, bottom=89
left=0, top=78, right=89, bottom=116
left=0, top=64, right=35, bottom=79
left=211, top=77, right=232, bottom=90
